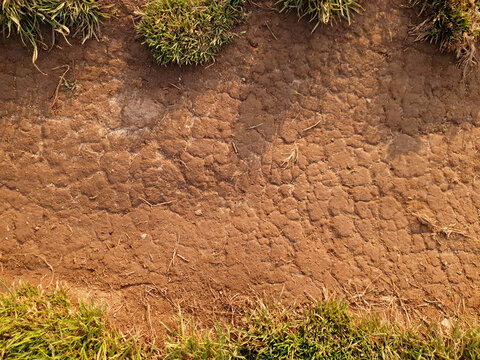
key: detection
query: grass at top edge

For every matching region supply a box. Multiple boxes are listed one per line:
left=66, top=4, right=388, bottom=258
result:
left=135, top=0, right=247, bottom=66
left=278, top=0, right=362, bottom=31
left=0, top=0, right=106, bottom=64
left=411, top=0, right=480, bottom=72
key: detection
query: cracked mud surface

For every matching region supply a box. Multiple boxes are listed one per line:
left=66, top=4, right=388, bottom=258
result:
left=1, top=0, right=480, bottom=333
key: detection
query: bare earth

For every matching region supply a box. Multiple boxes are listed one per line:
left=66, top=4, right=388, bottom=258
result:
left=1, top=0, right=480, bottom=334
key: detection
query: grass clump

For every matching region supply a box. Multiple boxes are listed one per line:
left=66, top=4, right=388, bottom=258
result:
left=165, top=300, right=480, bottom=359
left=411, top=0, right=480, bottom=70
left=278, top=0, right=361, bottom=30
left=0, top=0, right=105, bottom=63
left=0, top=283, right=149, bottom=359
left=162, top=317, right=240, bottom=359
left=136, top=0, right=246, bottom=65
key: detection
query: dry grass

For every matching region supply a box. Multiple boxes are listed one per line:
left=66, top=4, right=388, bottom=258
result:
left=0, top=282, right=152, bottom=359
left=0, top=0, right=105, bottom=66
left=411, top=0, right=480, bottom=74
left=278, top=0, right=362, bottom=31
left=412, top=212, right=475, bottom=240
left=164, top=298, right=480, bottom=359
left=281, top=143, right=299, bottom=168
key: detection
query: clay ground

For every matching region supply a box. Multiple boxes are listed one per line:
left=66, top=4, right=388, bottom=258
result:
left=2, top=0, right=480, bottom=335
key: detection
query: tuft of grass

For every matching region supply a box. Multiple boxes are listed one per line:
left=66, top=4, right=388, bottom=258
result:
left=164, top=300, right=480, bottom=359
left=0, top=283, right=151, bottom=359
left=411, top=0, right=480, bottom=71
left=278, top=0, right=362, bottom=31
left=135, top=0, right=246, bottom=66
left=162, top=315, right=240, bottom=359
left=281, top=143, right=298, bottom=168
left=0, top=0, right=105, bottom=64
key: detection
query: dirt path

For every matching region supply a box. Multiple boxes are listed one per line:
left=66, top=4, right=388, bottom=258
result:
left=1, top=0, right=480, bottom=334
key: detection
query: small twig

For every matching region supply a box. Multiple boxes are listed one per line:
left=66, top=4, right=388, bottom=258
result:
left=140, top=198, right=175, bottom=208
left=178, top=159, right=189, bottom=169
left=177, top=254, right=190, bottom=263
left=303, top=118, right=323, bottom=132
left=14, top=253, right=54, bottom=287
left=169, top=82, right=181, bottom=90
left=304, top=290, right=317, bottom=302
left=392, top=286, right=411, bottom=325
left=167, top=234, right=180, bottom=273
left=247, top=123, right=263, bottom=130
left=412, top=212, right=474, bottom=239
left=140, top=197, right=153, bottom=207
left=119, top=282, right=155, bottom=289
left=35, top=254, right=55, bottom=287
left=34, top=62, right=48, bottom=76
left=232, top=142, right=238, bottom=154
left=143, top=291, right=155, bottom=336
left=50, top=65, right=70, bottom=110
left=264, top=22, right=278, bottom=40
left=157, top=200, right=175, bottom=206
left=204, top=62, right=215, bottom=70
left=112, top=303, right=124, bottom=318
left=177, top=159, right=189, bottom=170
left=281, top=144, right=298, bottom=168
left=208, top=283, right=220, bottom=301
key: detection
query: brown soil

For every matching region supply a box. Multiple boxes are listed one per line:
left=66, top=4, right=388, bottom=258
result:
left=2, top=0, right=480, bottom=335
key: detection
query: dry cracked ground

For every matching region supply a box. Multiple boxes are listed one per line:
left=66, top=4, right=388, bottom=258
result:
left=1, top=0, right=480, bottom=333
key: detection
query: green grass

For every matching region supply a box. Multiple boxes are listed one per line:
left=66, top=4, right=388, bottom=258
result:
left=165, top=301, right=480, bottom=359
left=278, top=0, right=362, bottom=31
left=411, top=0, right=480, bottom=70
left=2, top=283, right=480, bottom=359
left=0, top=0, right=105, bottom=64
left=0, top=283, right=150, bottom=359
left=135, top=0, right=246, bottom=65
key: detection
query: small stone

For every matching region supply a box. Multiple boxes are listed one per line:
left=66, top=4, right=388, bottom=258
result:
left=195, top=209, right=202, bottom=216
left=141, top=233, right=147, bottom=240
left=441, top=318, right=452, bottom=330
